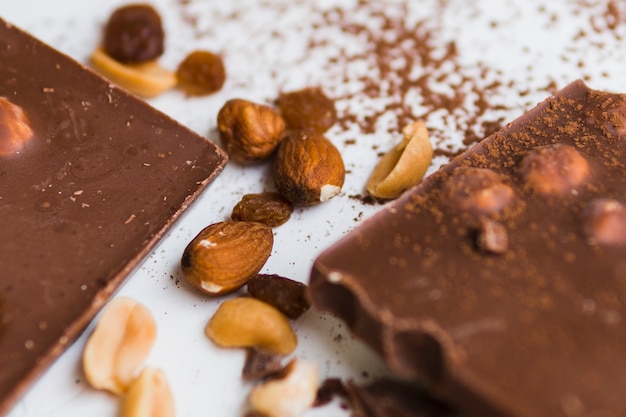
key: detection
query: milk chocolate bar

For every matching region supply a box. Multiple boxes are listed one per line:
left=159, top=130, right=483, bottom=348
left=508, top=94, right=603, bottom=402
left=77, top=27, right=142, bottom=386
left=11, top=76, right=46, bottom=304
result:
left=0, top=19, right=227, bottom=415
left=310, top=80, right=626, bottom=417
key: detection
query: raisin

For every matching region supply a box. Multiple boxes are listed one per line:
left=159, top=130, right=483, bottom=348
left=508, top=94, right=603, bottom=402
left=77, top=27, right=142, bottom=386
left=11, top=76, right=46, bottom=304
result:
left=231, top=192, right=293, bottom=227
left=176, top=50, right=226, bottom=96
left=103, top=4, right=165, bottom=63
left=277, top=87, right=337, bottom=133
left=247, top=274, right=310, bottom=320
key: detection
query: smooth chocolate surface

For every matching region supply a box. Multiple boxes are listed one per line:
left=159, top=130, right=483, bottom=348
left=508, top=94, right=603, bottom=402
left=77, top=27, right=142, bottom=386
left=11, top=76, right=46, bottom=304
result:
left=310, top=80, right=626, bottom=417
left=0, top=19, right=227, bottom=415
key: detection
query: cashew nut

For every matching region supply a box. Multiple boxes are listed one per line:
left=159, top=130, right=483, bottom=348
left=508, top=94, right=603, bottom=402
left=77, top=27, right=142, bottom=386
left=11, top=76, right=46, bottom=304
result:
left=248, top=359, right=319, bottom=417
left=90, top=48, right=176, bottom=98
left=366, top=120, right=433, bottom=199
left=82, top=297, right=157, bottom=394
left=205, top=297, right=297, bottom=355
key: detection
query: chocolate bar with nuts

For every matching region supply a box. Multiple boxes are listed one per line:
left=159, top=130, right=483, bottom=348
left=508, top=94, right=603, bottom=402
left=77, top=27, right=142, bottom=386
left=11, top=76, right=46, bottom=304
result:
left=0, top=19, right=227, bottom=415
left=309, top=80, right=626, bottom=417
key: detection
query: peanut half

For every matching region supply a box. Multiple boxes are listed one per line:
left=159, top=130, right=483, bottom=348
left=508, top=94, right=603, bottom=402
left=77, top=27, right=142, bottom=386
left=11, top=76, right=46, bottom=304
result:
left=366, top=120, right=433, bottom=199
left=83, top=297, right=157, bottom=395
left=122, top=368, right=175, bottom=417
left=248, top=359, right=319, bottom=417
left=90, top=48, right=177, bottom=98
left=205, top=297, right=297, bottom=355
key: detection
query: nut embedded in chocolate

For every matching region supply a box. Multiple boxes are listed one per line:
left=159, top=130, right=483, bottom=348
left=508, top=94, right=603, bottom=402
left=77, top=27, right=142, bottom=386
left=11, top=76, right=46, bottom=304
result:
left=520, top=143, right=589, bottom=196
left=583, top=198, right=626, bottom=246
left=103, top=4, right=165, bottom=64
left=476, top=217, right=509, bottom=254
left=0, top=97, right=33, bottom=156
left=443, top=166, right=514, bottom=215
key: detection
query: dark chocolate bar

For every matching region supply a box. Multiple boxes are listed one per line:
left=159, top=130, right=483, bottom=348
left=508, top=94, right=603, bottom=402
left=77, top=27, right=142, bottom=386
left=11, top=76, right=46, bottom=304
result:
left=310, top=80, right=626, bottom=417
left=0, top=19, right=227, bottom=415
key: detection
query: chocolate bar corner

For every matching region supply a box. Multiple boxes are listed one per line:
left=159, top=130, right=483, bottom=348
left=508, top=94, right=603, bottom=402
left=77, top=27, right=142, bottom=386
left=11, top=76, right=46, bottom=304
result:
left=310, top=80, right=626, bottom=417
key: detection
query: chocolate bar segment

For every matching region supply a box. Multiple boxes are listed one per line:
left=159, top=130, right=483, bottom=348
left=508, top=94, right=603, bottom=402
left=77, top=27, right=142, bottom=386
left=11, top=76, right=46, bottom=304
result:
left=310, top=80, right=626, bottom=417
left=0, top=19, right=227, bottom=415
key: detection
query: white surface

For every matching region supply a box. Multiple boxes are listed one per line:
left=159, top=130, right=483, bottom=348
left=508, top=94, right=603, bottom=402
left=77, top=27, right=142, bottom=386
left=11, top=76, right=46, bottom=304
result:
left=2, top=1, right=626, bottom=416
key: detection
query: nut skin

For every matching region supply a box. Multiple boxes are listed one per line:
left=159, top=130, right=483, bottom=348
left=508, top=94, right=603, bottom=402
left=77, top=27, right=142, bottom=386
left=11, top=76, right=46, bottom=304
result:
left=181, top=221, right=273, bottom=296
left=444, top=166, right=514, bottom=215
left=520, top=144, right=589, bottom=196
left=103, top=4, right=165, bottom=64
left=205, top=297, right=297, bottom=355
left=272, top=130, right=345, bottom=206
left=218, top=99, right=286, bottom=164
left=231, top=192, right=293, bottom=227
left=0, top=97, right=33, bottom=156
left=277, top=87, right=337, bottom=134
left=176, top=50, right=226, bottom=96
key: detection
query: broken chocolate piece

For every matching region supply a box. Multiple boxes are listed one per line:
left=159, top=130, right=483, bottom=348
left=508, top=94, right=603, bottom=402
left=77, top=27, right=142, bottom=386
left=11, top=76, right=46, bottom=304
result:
left=247, top=274, right=310, bottom=319
left=310, top=80, right=626, bottom=417
left=345, top=378, right=458, bottom=417
left=242, top=347, right=284, bottom=381
left=0, top=19, right=227, bottom=415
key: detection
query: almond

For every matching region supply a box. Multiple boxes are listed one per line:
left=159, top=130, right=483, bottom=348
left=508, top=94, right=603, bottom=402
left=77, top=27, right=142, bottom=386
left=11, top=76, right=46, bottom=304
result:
left=272, top=130, right=345, bottom=206
left=181, top=221, right=274, bottom=296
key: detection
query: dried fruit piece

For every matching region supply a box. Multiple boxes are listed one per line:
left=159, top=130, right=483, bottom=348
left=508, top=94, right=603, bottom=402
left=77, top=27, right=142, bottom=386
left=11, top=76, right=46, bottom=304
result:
left=247, top=274, right=310, bottom=319
left=248, top=359, right=319, bottom=417
left=0, top=97, right=33, bottom=156
left=181, top=221, right=273, bottom=296
left=273, top=130, right=345, bottom=206
left=121, top=368, right=175, bottom=417
left=176, top=50, right=226, bottom=96
left=366, top=121, right=433, bottom=199
left=205, top=297, right=297, bottom=355
left=217, top=99, right=286, bottom=164
left=90, top=48, right=176, bottom=98
left=242, top=347, right=285, bottom=381
left=82, top=297, right=157, bottom=395
left=277, top=87, right=337, bottom=133
left=231, top=192, right=293, bottom=227
left=103, top=4, right=165, bottom=63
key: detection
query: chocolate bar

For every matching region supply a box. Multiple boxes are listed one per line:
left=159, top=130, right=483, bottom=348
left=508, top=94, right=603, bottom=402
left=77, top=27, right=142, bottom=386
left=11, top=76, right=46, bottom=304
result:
left=0, top=19, right=227, bottom=415
left=309, top=80, right=626, bottom=417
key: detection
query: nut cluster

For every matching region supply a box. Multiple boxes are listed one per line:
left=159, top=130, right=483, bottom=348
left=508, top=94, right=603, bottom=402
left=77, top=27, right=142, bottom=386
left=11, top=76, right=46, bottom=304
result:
left=92, top=4, right=225, bottom=98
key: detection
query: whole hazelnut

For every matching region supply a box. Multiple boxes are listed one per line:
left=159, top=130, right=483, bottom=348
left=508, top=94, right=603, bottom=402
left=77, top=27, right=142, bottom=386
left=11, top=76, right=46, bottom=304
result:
left=520, top=144, right=589, bottom=196
left=444, top=167, right=514, bottom=215
left=583, top=199, right=626, bottom=246
left=272, top=130, right=345, bottom=206
left=217, top=99, right=286, bottom=164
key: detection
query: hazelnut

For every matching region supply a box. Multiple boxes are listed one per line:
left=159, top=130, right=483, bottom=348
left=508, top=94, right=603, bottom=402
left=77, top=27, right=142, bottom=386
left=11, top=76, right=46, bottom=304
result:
left=444, top=167, right=514, bottom=215
left=476, top=218, right=509, bottom=254
left=520, top=144, right=589, bottom=196
left=583, top=198, right=626, bottom=246
left=103, top=4, right=165, bottom=64
left=176, top=50, right=226, bottom=96
left=277, top=87, right=337, bottom=133
left=272, top=130, right=345, bottom=205
left=217, top=99, right=286, bottom=164
left=0, top=97, right=33, bottom=156
left=181, top=221, right=273, bottom=296
left=231, top=192, right=293, bottom=227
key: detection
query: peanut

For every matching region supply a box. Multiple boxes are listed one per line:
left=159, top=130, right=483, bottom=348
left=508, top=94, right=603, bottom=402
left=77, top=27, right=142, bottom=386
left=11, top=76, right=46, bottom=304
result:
left=366, top=120, right=433, bottom=199
left=121, top=368, right=175, bottom=417
left=82, top=297, right=157, bottom=394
